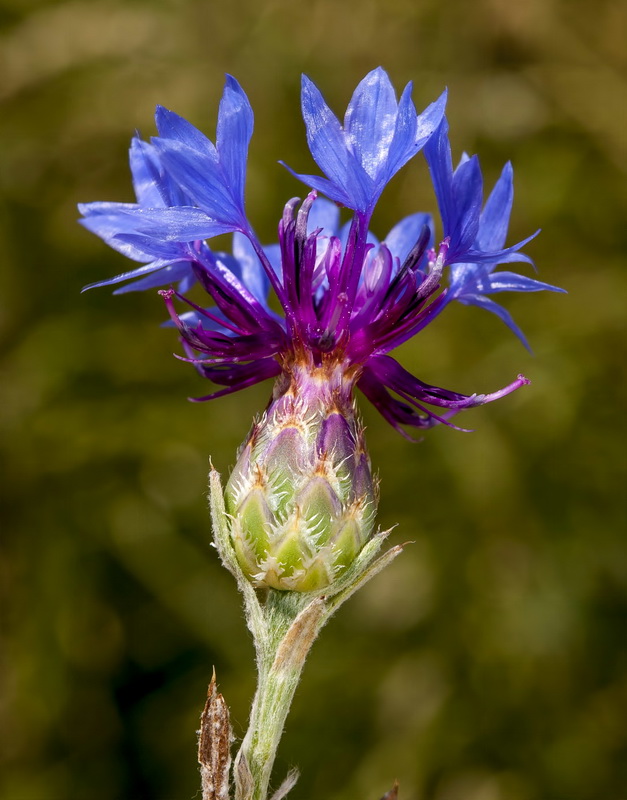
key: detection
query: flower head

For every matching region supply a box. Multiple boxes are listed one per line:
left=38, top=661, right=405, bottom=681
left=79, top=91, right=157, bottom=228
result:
left=80, top=68, right=564, bottom=589
left=80, top=69, right=563, bottom=434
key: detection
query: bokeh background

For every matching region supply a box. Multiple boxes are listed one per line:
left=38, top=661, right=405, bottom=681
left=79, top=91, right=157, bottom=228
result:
left=1, top=0, right=626, bottom=798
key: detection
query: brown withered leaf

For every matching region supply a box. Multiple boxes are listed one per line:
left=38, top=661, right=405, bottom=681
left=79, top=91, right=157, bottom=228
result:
left=198, top=668, right=233, bottom=800
left=379, top=780, right=399, bottom=800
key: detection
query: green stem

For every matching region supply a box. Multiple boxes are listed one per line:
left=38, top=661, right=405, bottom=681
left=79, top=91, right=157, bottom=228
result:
left=208, top=466, right=404, bottom=800
left=234, top=592, right=323, bottom=800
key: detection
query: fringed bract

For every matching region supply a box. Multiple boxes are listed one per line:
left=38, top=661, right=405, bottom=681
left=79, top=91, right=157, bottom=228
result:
left=225, top=358, right=378, bottom=591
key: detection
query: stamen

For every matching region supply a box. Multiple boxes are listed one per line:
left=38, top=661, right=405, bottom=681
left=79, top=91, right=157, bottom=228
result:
left=414, top=236, right=448, bottom=302
left=158, top=289, right=182, bottom=329
left=293, top=192, right=317, bottom=304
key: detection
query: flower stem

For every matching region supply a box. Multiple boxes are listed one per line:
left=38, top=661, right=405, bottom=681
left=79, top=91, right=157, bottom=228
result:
left=234, top=592, right=323, bottom=800
left=208, top=465, right=404, bottom=800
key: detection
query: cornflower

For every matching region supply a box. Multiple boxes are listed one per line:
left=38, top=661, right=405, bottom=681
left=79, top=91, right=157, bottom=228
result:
left=80, top=68, right=563, bottom=800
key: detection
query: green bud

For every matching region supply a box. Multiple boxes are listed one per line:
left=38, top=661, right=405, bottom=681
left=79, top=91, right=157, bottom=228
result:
left=224, top=359, right=378, bottom=591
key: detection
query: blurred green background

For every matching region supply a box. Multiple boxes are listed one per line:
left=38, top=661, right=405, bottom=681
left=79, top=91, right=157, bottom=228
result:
left=1, top=0, right=626, bottom=798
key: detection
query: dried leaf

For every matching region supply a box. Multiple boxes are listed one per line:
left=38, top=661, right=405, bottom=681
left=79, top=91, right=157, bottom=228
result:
left=379, top=780, right=399, bottom=800
left=198, top=668, right=233, bottom=800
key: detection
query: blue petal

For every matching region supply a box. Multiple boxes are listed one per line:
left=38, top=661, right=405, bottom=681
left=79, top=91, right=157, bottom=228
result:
left=80, top=204, right=220, bottom=256
left=450, top=155, right=483, bottom=256
left=424, top=118, right=455, bottom=235
left=459, top=232, right=538, bottom=265
left=458, top=293, right=531, bottom=351
left=80, top=210, right=138, bottom=244
left=384, top=81, right=418, bottom=177
left=129, top=138, right=165, bottom=208
left=177, top=272, right=196, bottom=293
left=216, top=75, right=253, bottom=208
left=300, top=75, right=350, bottom=178
left=484, top=271, right=566, bottom=294
left=263, top=243, right=283, bottom=282
left=79, top=201, right=140, bottom=216
left=82, top=258, right=180, bottom=292
left=279, top=166, right=352, bottom=207
left=292, top=73, right=445, bottom=214
left=113, top=261, right=195, bottom=294
left=231, top=232, right=270, bottom=306
left=105, top=206, right=234, bottom=241
left=152, top=139, right=241, bottom=225
left=344, top=67, right=399, bottom=180
left=448, top=250, right=537, bottom=298
left=307, top=196, right=340, bottom=237
left=80, top=209, right=160, bottom=260
left=485, top=250, right=535, bottom=267
left=477, top=162, right=513, bottom=252
left=155, top=106, right=217, bottom=155
left=300, top=74, right=372, bottom=210
left=110, top=233, right=185, bottom=261
left=414, top=89, right=448, bottom=149
left=138, top=208, right=237, bottom=240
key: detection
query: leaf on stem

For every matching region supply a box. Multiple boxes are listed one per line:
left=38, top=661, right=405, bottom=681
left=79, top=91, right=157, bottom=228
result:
left=323, top=532, right=406, bottom=622
left=209, top=465, right=266, bottom=648
left=272, top=597, right=325, bottom=672
left=234, top=750, right=254, bottom=800
left=269, top=768, right=300, bottom=800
